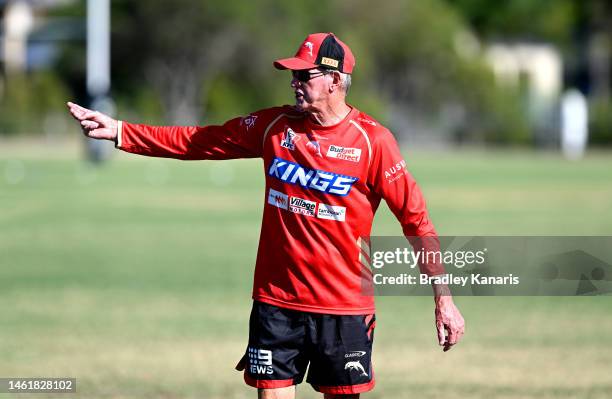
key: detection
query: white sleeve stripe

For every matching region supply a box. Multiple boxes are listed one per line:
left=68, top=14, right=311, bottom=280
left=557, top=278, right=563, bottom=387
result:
left=262, top=114, right=286, bottom=147
left=116, top=120, right=123, bottom=148
left=349, top=120, right=372, bottom=168
left=262, top=113, right=302, bottom=147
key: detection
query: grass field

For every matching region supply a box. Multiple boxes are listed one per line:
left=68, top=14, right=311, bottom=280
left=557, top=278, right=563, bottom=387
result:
left=1, top=142, right=612, bottom=398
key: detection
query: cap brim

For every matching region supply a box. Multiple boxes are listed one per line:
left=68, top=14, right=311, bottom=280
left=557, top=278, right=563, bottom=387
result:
left=273, top=57, right=318, bottom=71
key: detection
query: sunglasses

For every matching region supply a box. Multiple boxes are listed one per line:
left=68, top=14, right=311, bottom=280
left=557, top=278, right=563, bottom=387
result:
left=292, top=69, right=330, bottom=83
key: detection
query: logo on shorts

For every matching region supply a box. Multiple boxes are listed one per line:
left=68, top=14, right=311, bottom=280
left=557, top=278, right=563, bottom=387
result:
left=248, top=347, right=273, bottom=375
left=345, top=360, right=368, bottom=377
left=344, top=351, right=366, bottom=358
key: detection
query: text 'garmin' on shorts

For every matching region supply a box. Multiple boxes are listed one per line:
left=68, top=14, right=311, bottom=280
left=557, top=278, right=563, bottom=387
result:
left=236, top=301, right=376, bottom=394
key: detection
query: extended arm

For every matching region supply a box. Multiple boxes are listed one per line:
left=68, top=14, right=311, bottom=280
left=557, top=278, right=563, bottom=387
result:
left=67, top=102, right=270, bottom=160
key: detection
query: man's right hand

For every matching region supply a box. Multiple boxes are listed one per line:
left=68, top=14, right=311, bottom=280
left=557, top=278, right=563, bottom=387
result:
left=66, top=102, right=118, bottom=141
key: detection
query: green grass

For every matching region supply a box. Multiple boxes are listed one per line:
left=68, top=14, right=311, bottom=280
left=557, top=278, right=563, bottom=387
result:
left=1, top=145, right=611, bottom=398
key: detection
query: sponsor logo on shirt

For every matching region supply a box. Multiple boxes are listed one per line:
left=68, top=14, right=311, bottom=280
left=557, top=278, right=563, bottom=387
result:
left=248, top=347, right=273, bottom=375
left=267, top=189, right=346, bottom=222
left=240, top=114, right=258, bottom=130
left=289, top=196, right=317, bottom=217
left=326, top=145, right=362, bottom=162
left=310, top=133, right=329, bottom=140
left=306, top=140, right=322, bottom=157
left=305, top=131, right=323, bottom=157
left=357, top=117, right=377, bottom=126
left=317, top=203, right=346, bottom=221
left=267, top=188, right=288, bottom=210
left=280, top=127, right=300, bottom=150
left=268, top=157, right=358, bottom=196
left=384, top=159, right=407, bottom=183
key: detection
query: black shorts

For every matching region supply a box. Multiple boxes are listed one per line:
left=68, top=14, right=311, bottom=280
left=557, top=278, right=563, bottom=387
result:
left=236, top=301, right=376, bottom=395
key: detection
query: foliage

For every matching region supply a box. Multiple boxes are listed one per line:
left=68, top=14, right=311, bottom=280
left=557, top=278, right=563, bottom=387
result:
left=445, top=0, right=612, bottom=145
left=589, top=99, right=612, bottom=146
left=0, top=72, right=71, bottom=135
left=3, top=0, right=607, bottom=146
left=337, top=0, right=530, bottom=143
left=445, top=0, right=578, bottom=45
left=106, top=0, right=531, bottom=143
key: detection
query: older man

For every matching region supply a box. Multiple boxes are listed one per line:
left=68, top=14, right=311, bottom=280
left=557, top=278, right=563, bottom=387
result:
left=68, top=32, right=464, bottom=399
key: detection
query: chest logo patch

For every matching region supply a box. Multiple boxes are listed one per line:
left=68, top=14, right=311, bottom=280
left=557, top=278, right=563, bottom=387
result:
left=268, top=157, right=358, bottom=196
left=280, top=127, right=300, bottom=151
left=326, top=145, right=362, bottom=162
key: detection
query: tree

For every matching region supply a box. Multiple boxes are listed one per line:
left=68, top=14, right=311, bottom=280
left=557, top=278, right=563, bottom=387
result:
left=112, top=0, right=253, bottom=124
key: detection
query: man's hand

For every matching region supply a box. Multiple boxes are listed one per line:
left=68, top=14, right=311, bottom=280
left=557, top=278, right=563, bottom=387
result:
left=433, top=288, right=465, bottom=352
left=66, top=102, right=118, bottom=141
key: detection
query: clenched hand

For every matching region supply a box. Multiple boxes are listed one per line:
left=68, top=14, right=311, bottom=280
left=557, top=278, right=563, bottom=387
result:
left=434, top=294, right=465, bottom=352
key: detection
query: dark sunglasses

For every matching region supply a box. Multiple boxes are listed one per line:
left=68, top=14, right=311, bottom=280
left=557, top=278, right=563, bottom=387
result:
left=292, top=69, right=330, bottom=83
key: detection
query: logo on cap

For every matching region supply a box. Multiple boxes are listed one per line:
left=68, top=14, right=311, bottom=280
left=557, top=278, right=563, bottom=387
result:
left=304, top=41, right=314, bottom=57
left=321, top=57, right=339, bottom=68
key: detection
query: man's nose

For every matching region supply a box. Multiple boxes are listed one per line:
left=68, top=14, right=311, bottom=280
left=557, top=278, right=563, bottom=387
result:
left=291, top=77, right=300, bottom=89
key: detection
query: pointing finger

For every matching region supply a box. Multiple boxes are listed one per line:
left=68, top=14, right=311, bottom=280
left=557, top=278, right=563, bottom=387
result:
left=68, top=102, right=90, bottom=113
left=67, top=102, right=93, bottom=119
left=68, top=106, right=87, bottom=120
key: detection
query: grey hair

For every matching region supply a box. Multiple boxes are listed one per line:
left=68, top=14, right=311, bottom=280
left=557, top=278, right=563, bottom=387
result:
left=339, top=72, right=352, bottom=95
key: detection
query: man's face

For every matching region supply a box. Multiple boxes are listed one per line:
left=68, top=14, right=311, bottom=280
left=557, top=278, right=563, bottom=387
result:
left=291, top=68, right=331, bottom=112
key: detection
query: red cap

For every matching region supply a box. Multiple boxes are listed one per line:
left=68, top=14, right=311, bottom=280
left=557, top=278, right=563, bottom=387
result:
left=274, top=32, right=355, bottom=74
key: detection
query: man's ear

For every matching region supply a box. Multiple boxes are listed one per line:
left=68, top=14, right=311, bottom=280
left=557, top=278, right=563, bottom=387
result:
left=330, top=71, right=342, bottom=93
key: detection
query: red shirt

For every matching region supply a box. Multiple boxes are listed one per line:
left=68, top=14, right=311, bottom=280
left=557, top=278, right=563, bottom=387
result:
left=117, top=105, right=443, bottom=314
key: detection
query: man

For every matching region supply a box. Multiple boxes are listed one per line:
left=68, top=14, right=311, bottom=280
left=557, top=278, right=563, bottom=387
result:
left=68, top=32, right=464, bottom=399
